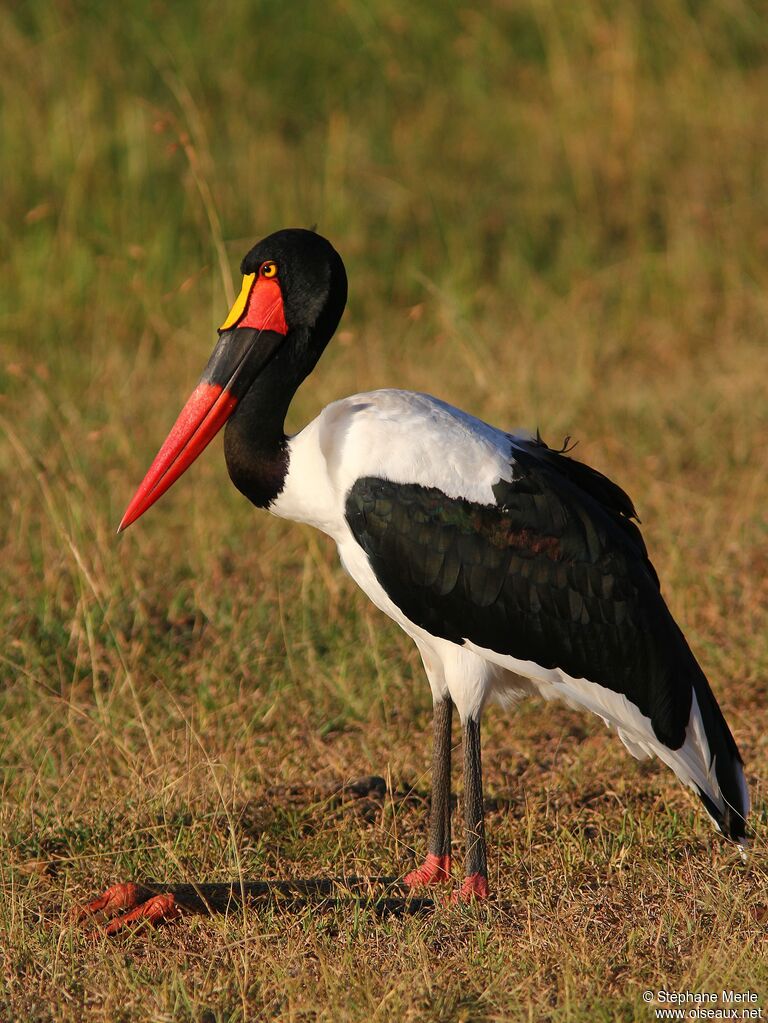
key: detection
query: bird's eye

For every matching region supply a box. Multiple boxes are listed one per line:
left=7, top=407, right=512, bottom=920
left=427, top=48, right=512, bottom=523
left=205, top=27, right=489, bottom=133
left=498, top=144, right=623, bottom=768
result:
left=261, top=261, right=278, bottom=279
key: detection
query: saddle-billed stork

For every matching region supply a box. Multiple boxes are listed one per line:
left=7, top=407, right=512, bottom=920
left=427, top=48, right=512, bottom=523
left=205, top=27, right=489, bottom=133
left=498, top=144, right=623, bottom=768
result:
left=81, top=228, right=748, bottom=929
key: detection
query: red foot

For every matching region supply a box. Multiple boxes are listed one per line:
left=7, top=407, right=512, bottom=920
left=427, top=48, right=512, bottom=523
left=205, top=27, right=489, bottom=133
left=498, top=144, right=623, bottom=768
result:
left=104, top=894, right=181, bottom=935
left=77, top=882, right=183, bottom=935
left=77, top=882, right=145, bottom=921
left=452, top=873, right=490, bottom=902
left=404, top=853, right=452, bottom=888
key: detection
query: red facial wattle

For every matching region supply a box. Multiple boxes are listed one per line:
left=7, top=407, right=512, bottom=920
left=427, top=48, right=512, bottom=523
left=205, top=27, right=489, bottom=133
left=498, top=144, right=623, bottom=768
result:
left=218, top=269, right=288, bottom=335
left=237, top=277, right=287, bottom=334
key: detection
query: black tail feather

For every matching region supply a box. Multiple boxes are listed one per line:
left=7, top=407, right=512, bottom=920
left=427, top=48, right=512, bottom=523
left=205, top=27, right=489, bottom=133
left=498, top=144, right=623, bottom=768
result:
left=692, top=673, right=749, bottom=843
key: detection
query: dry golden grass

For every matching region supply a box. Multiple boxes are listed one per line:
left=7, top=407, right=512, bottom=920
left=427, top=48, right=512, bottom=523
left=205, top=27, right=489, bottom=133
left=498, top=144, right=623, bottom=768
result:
left=1, top=2, right=767, bottom=1020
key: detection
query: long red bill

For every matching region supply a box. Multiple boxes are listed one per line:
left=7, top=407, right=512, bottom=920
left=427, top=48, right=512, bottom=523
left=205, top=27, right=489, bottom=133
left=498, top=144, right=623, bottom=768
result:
left=118, top=382, right=238, bottom=532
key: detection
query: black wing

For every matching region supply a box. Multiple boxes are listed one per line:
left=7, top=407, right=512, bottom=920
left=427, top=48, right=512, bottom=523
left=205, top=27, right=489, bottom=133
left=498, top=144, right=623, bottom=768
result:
left=345, top=437, right=691, bottom=748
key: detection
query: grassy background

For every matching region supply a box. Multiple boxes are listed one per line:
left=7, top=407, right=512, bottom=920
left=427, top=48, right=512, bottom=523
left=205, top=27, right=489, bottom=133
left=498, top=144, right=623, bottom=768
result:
left=1, top=1, right=767, bottom=1020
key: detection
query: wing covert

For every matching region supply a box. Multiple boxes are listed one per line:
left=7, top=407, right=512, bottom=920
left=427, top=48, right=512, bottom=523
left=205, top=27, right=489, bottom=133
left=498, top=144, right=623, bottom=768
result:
left=345, top=452, right=692, bottom=749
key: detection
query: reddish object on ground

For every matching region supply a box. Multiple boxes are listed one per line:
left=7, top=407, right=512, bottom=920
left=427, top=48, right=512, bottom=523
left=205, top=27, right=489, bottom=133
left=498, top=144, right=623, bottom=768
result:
left=103, top=893, right=181, bottom=935
left=78, top=882, right=183, bottom=935
left=403, top=853, right=452, bottom=887
left=454, top=873, right=490, bottom=902
left=77, top=881, right=145, bottom=920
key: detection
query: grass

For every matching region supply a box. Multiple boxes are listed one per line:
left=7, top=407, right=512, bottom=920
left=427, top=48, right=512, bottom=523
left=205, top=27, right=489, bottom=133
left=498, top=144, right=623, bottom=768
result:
left=1, top=0, right=768, bottom=1019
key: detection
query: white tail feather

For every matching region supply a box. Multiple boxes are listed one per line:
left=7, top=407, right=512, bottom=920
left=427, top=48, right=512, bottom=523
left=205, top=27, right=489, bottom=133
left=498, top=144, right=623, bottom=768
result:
left=511, top=669, right=748, bottom=838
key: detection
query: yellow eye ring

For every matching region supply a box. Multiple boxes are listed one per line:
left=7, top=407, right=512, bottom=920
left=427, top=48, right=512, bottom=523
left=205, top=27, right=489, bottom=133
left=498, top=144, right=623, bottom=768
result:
left=261, top=261, right=278, bottom=279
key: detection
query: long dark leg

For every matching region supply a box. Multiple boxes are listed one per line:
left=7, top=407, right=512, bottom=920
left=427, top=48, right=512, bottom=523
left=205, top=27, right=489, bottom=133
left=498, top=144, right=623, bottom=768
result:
left=404, top=698, right=453, bottom=887
left=458, top=715, right=489, bottom=899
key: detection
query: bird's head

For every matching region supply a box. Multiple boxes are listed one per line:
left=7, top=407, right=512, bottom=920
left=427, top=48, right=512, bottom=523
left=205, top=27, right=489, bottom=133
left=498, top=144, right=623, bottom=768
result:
left=119, top=228, right=347, bottom=530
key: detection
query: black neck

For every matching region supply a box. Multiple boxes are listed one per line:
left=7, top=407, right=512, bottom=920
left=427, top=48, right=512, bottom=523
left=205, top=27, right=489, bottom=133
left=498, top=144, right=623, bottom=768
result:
left=223, top=327, right=314, bottom=508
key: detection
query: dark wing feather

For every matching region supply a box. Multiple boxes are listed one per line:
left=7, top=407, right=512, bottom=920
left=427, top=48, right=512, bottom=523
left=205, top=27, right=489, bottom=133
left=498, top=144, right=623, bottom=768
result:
left=511, top=435, right=659, bottom=584
left=345, top=445, right=691, bottom=749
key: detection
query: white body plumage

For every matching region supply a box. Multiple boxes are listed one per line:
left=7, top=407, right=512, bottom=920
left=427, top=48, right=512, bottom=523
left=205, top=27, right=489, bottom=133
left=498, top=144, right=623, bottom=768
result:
left=271, top=388, right=748, bottom=838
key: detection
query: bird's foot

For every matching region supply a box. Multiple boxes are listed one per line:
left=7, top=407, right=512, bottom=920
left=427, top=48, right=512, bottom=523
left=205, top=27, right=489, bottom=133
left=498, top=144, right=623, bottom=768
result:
left=77, top=881, right=146, bottom=920
left=452, top=873, right=489, bottom=902
left=403, top=853, right=452, bottom=888
left=77, top=882, right=183, bottom=935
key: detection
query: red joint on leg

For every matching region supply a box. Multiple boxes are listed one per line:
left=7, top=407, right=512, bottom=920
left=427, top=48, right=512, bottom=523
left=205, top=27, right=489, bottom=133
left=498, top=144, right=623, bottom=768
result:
left=77, top=882, right=144, bottom=921
left=404, top=853, right=452, bottom=888
left=453, top=873, right=490, bottom=902
left=104, top=893, right=181, bottom=936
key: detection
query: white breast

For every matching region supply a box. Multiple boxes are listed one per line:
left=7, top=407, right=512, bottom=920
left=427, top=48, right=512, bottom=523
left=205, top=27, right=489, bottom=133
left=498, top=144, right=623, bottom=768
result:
left=269, top=388, right=519, bottom=537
